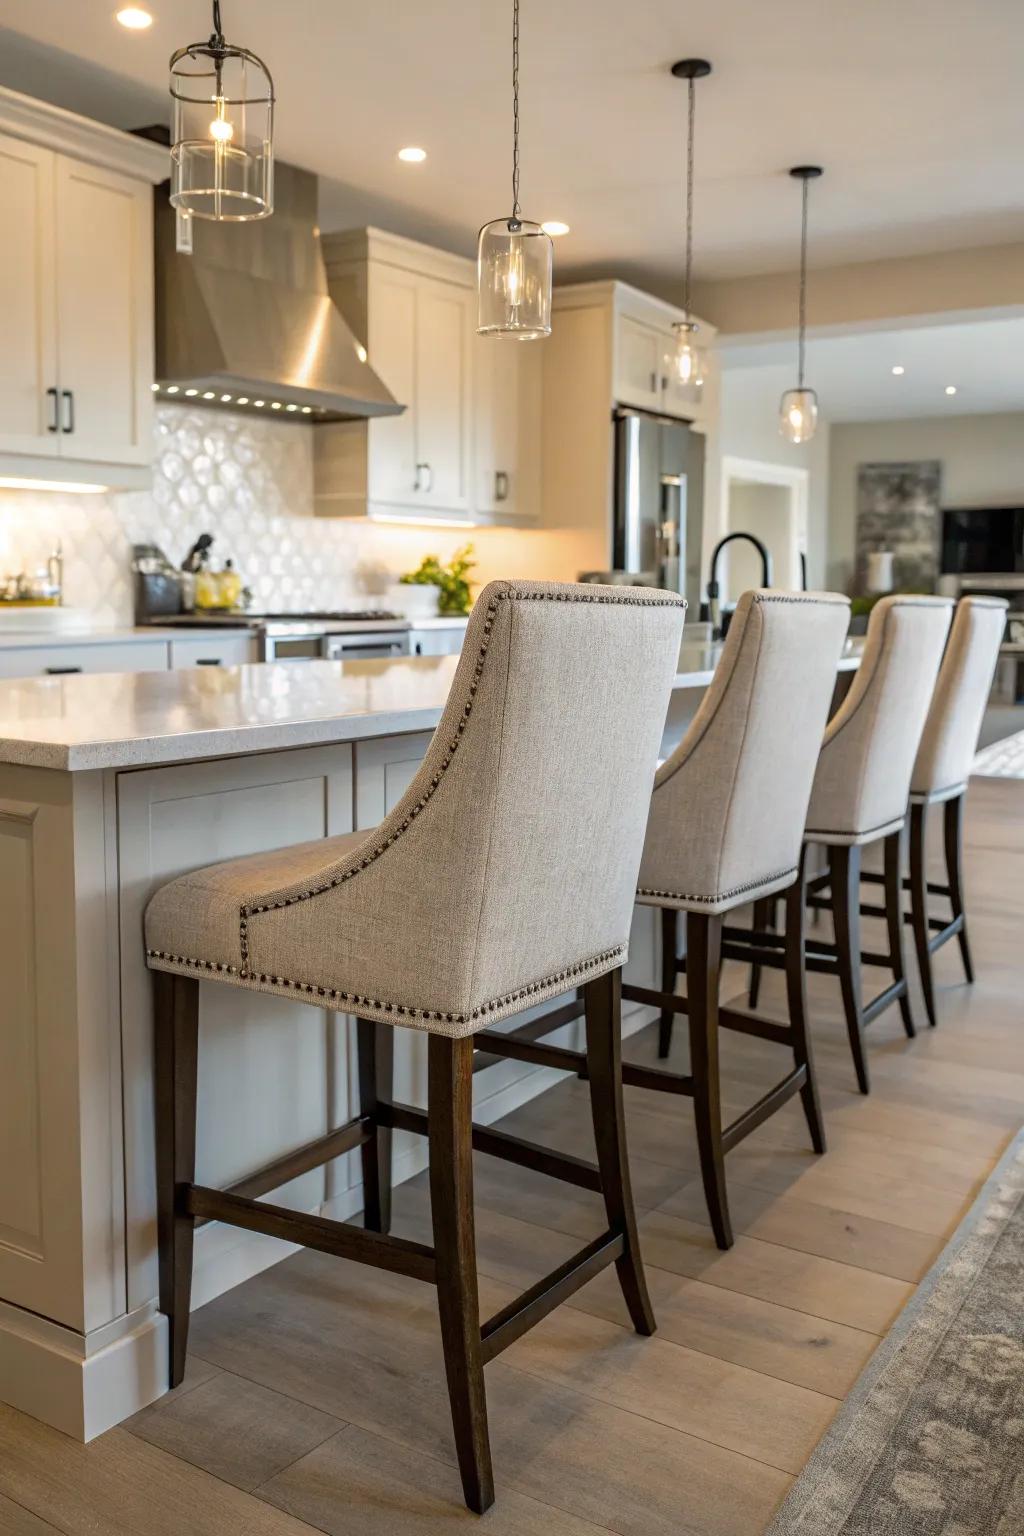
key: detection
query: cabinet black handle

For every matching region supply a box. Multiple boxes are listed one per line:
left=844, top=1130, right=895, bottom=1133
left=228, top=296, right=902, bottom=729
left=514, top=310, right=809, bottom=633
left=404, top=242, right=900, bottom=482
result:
left=45, top=665, right=82, bottom=675
left=494, top=470, right=510, bottom=503
left=62, top=389, right=74, bottom=434
left=196, top=658, right=222, bottom=666
left=46, top=387, right=59, bottom=432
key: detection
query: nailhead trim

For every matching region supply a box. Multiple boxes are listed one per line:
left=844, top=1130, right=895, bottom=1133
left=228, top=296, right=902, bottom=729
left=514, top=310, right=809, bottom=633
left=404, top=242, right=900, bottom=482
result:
left=637, top=865, right=797, bottom=905
left=147, top=943, right=626, bottom=1026
left=750, top=593, right=849, bottom=607
left=237, top=584, right=685, bottom=977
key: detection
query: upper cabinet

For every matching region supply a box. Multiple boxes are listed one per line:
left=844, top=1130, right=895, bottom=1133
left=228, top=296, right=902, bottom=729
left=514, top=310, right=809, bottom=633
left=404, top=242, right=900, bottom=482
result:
left=0, top=89, right=165, bottom=489
left=315, top=228, right=537, bottom=525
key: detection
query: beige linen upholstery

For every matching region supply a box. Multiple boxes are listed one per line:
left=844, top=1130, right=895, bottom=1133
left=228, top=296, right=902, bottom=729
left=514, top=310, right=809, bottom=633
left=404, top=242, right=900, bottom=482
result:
left=637, top=589, right=851, bottom=914
left=910, top=596, right=1008, bottom=804
left=805, top=595, right=953, bottom=846
left=147, top=579, right=686, bottom=1036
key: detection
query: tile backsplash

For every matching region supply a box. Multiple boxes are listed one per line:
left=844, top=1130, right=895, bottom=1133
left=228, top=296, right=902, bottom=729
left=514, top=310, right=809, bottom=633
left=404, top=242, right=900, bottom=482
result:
left=0, top=403, right=593, bottom=626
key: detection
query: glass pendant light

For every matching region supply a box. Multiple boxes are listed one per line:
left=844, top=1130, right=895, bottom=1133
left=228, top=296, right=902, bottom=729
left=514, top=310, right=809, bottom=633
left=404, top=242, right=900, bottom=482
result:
left=169, top=0, right=274, bottom=222
left=670, top=59, right=712, bottom=400
left=477, top=0, right=552, bottom=338
left=779, top=166, right=823, bottom=443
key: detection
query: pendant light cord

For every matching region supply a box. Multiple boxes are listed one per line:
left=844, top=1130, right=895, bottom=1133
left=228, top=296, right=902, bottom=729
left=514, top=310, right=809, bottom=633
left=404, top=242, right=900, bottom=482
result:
left=511, top=0, right=521, bottom=221
left=210, top=0, right=224, bottom=49
left=683, top=75, right=696, bottom=320
left=797, top=173, right=809, bottom=390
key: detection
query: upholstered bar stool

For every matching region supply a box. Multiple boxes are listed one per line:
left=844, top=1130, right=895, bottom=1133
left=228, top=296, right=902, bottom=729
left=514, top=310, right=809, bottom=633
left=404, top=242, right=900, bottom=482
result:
left=144, top=579, right=684, bottom=1515
left=859, top=595, right=1007, bottom=1025
left=776, top=595, right=954, bottom=1093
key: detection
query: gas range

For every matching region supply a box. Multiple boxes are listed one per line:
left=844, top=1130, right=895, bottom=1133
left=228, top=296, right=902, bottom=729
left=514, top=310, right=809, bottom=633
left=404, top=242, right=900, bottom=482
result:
left=146, top=609, right=412, bottom=662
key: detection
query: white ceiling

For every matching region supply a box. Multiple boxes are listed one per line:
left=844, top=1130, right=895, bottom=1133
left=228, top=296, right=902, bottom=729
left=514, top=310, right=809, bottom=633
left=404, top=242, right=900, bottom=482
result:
left=726, top=316, right=1024, bottom=423
left=0, top=0, right=1022, bottom=297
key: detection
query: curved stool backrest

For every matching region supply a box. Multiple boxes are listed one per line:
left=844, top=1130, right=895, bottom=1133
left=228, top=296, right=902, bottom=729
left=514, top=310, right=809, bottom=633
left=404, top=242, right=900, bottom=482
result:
left=911, top=595, right=1008, bottom=802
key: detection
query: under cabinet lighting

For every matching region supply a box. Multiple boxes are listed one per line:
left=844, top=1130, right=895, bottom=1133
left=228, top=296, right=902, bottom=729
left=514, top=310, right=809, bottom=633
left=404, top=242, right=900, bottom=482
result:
left=374, top=512, right=477, bottom=528
left=116, top=6, right=153, bottom=29
left=0, top=476, right=108, bottom=493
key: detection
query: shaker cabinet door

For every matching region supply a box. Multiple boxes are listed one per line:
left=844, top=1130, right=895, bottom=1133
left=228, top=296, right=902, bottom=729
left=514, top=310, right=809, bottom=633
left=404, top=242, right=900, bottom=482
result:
left=475, top=334, right=541, bottom=521
left=0, top=134, right=58, bottom=456
left=54, top=155, right=153, bottom=465
left=367, top=265, right=419, bottom=507
left=414, top=276, right=473, bottom=515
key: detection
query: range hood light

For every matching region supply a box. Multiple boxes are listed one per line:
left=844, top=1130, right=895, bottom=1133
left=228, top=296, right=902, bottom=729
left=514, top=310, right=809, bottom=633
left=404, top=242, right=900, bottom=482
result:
left=185, top=388, right=199, bottom=396
left=169, top=0, right=274, bottom=222
left=166, top=385, right=180, bottom=394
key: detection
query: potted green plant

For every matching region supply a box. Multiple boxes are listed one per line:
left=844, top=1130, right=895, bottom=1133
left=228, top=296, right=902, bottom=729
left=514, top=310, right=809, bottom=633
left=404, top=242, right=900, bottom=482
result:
left=399, top=544, right=476, bottom=617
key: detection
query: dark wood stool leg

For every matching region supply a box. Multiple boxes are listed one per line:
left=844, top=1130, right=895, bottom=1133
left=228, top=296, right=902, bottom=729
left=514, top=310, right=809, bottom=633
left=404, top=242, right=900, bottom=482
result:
left=154, top=970, right=200, bottom=1389
left=357, top=1018, right=393, bottom=1234
left=585, top=969, right=656, bottom=1335
left=908, top=802, right=936, bottom=1027
left=945, top=793, right=974, bottom=983
left=687, top=912, right=732, bottom=1250
left=658, top=908, right=679, bottom=1059
left=884, top=827, right=916, bottom=1039
left=747, top=898, right=772, bottom=1010
left=785, top=855, right=826, bottom=1154
left=830, top=844, right=870, bottom=1095
left=428, top=1035, right=494, bottom=1515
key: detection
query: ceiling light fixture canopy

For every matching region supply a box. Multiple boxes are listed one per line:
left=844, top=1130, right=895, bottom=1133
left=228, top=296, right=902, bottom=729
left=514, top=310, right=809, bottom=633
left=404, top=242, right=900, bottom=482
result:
left=670, top=58, right=711, bottom=401
left=477, top=0, right=552, bottom=339
left=779, top=164, right=822, bottom=444
left=169, top=0, right=274, bottom=222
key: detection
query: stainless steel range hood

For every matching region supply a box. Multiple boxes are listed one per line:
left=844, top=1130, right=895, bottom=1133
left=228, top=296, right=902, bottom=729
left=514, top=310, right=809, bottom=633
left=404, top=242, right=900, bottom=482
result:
left=154, top=161, right=403, bottom=423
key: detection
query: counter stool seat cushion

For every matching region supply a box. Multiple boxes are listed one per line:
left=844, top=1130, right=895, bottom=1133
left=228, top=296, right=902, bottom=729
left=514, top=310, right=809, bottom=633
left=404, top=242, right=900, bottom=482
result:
left=146, top=578, right=687, bottom=1038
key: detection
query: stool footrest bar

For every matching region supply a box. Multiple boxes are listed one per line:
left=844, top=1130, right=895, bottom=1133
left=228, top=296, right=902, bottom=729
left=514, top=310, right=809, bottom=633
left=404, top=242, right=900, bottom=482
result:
left=472, top=1029, right=582, bottom=1076
left=185, top=1185, right=437, bottom=1283
left=479, top=1230, right=624, bottom=1363
left=929, top=913, right=964, bottom=952
left=622, top=981, right=689, bottom=1014
left=472, top=998, right=585, bottom=1073
left=721, top=1067, right=807, bottom=1154
left=862, top=977, right=908, bottom=1026
left=196, top=1117, right=373, bottom=1228
left=381, top=1101, right=605, bottom=1193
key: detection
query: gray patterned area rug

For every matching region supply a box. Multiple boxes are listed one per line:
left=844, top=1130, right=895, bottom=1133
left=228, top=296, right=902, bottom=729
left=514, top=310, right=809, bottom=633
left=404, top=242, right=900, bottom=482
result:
left=766, top=1127, right=1024, bottom=1535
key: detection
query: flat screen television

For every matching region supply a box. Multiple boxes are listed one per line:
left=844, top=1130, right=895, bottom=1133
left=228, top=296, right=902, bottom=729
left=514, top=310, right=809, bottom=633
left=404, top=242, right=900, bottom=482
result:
left=941, top=507, right=1024, bottom=575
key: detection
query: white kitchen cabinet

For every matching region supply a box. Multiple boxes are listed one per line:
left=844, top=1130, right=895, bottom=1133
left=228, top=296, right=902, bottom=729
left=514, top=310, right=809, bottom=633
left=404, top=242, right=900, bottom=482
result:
left=0, top=90, right=164, bottom=489
left=0, top=133, right=57, bottom=456
left=316, top=228, right=538, bottom=525
left=408, top=624, right=466, bottom=657
left=0, top=638, right=169, bottom=679
left=317, top=231, right=474, bottom=523
left=474, top=334, right=542, bottom=521
left=168, top=635, right=259, bottom=670
left=615, top=314, right=665, bottom=414
left=54, top=156, right=153, bottom=466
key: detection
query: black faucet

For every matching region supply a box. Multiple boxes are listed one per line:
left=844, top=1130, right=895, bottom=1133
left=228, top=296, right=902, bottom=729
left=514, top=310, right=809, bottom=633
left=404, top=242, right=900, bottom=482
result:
left=704, top=532, right=774, bottom=639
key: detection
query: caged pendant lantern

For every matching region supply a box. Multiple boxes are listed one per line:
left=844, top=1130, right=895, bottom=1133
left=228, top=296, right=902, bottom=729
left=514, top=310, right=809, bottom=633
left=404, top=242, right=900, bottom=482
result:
left=477, top=0, right=552, bottom=338
left=169, top=0, right=274, bottom=222
left=670, top=59, right=712, bottom=401
left=779, top=166, right=823, bottom=444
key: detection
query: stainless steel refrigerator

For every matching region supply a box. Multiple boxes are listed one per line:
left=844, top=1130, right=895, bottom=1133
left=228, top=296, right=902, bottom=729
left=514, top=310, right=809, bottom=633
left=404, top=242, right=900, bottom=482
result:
left=611, top=408, right=704, bottom=609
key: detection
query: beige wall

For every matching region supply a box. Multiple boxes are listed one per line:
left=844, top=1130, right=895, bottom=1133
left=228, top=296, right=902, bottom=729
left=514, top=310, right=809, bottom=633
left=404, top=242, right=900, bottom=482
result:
left=693, top=242, right=1024, bottom=338
left=827, top=412, right=1024, bottom=591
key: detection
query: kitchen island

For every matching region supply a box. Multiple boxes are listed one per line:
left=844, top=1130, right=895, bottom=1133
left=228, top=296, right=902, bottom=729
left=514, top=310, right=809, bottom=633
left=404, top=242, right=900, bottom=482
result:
left=0, top=638, right=862, bottom=1440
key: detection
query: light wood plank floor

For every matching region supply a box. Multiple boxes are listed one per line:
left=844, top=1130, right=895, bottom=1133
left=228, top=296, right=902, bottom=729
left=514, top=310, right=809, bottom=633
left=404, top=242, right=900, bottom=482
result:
left=1, top=777, right=1021, bottom=1536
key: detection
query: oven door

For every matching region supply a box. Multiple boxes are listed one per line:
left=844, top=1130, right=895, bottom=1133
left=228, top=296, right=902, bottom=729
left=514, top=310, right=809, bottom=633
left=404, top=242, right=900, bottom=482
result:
left=325, top=630, right=411, bottom=662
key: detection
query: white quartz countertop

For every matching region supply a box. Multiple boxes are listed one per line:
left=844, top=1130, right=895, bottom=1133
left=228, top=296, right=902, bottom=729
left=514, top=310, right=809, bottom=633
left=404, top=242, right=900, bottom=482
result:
left=0, top=635, right=864, bottom=774
left=673, top=634, right=864, bottom=689
left=0, top=625, right=255, bottom=649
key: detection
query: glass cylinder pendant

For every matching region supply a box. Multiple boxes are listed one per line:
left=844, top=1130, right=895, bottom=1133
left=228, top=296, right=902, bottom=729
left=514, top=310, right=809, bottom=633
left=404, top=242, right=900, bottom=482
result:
left=779, top=387, right=818, bottom=444
left=477, top=218, right=553, bottom=339
left=170, top=41, right=274, bottom=221
left=671, top=320, right=707, bottom=400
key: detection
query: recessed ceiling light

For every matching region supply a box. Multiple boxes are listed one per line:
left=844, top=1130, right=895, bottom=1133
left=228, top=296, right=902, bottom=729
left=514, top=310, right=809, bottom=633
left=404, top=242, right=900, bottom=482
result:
left=945, top=385, right=958, bottom=396
left=115, top=7, right=153, bottom=29
left=398, top=146, right=427, bottom=163
left=891, top=365, right=905, bottom=376
left=541, top=221, right=570, bottom=237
